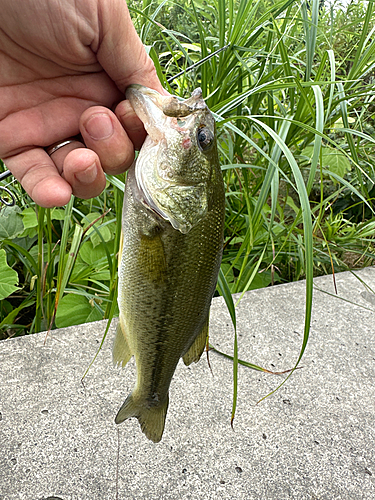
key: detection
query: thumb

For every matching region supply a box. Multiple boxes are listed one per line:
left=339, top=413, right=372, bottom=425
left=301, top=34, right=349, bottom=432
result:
left=96, top=0, right=165, bottom=95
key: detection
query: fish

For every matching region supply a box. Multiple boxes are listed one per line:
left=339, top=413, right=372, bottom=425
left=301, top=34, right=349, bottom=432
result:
left=113, top=85, right=225, bottom=443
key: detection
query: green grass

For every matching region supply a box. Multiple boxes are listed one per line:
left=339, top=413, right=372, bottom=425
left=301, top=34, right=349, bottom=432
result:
left=1, top=0, right=375, bottom=418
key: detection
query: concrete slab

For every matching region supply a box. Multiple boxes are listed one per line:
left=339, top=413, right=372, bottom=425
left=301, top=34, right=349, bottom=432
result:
left=0, top=268, right=374, bottom=500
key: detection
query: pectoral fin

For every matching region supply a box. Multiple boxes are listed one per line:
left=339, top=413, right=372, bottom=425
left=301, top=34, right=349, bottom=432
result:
left=183, top=315, right=209, bottom=366
left=113, top=317, right=132, bottom=368
left=138, top=233, right=166, bottom=283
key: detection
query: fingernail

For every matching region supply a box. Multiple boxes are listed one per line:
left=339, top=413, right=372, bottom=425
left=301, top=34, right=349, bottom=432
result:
left=75, top=163, right=97, bottom=184
left=84, top=113, right=114, bottom=140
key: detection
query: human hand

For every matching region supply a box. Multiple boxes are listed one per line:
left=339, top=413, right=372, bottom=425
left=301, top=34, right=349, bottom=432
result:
left=0, top=0, right=165, bottom=207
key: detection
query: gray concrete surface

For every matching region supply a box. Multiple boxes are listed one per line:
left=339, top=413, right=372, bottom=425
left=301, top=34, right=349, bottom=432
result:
left=0, top=268, right=374, bottom=500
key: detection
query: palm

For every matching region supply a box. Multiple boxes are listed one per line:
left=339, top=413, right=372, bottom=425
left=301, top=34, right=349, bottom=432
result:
left=1, top=54, right=123, bottom=154
left=0, top=0, right=163, bottom=206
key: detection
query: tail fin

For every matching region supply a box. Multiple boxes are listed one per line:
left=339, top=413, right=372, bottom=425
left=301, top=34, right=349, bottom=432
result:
left=115, top=392, right=169, bottom=443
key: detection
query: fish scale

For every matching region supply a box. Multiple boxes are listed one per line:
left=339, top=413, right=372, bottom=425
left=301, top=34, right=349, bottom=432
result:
left=113, top=85, right=225, bottom=443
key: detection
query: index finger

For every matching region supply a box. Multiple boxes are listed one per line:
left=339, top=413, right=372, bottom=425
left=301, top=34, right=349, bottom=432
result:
left=96, top=2, right=166, bottom=94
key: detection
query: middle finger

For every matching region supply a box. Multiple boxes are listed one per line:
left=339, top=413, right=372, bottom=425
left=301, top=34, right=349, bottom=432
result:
left=80, top=107, right=135, bottom=175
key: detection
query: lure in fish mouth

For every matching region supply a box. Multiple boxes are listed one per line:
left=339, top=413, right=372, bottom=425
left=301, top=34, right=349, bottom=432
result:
left=125, top=84, right=217, bottom=234
left=114, top=86, right=225, bottom=443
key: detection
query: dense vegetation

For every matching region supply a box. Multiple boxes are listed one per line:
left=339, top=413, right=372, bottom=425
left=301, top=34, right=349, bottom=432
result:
left=1, top=0, right=375, bottom=344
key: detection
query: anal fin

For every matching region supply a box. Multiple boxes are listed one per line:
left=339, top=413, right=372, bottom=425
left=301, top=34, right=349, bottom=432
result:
left=183, top=314, right=209, bottom=366
left=113, top=317, right=132, bottom=368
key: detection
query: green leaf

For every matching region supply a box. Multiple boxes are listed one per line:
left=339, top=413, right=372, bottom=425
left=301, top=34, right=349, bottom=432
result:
left=54, top=222, right=84, bottom=310
left=217, top=267, right=236, bottom=329
left=19, top=207, right=66, bottom=238
left=0, top=248, right=20, bottom=300
left=78, top=240, right=113, bottom=267
left=50, top=208, right=66, bottom=220
left=0, top=206, right=24, bottom=239
left=236, top=269, right=273, bottom=292
left=18, top=207, right=38, bottom=238
left=301, top=145, right=351, bottom=180
left=21, top=207, right=38, bottom=229
left=55, top=294, right=102, bottom=328
left=321, top=150, right=351, bottom=180
left=81, top=212, right=115, bottom=248
left=332, top=117, right=355, bottom=130
left=0, top=297, right=35, bottom=329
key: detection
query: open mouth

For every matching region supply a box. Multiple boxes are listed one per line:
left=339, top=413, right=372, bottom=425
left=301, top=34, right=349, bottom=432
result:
left=126, top=85, right=207, bottom=235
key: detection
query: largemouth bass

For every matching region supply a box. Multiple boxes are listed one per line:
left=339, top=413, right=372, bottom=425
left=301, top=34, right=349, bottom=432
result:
left=113, top=85, right=225, bottom=443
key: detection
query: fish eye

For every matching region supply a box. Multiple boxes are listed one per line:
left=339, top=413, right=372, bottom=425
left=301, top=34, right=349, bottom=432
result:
left=197, top=126, right=214, bottom=151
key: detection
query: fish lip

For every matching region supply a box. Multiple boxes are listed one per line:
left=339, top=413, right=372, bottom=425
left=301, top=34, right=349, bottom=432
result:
left=125, top=86, right=171, bottom=222
left=125, top=85, right=206, bottom=119
left=125, top=85, right=166, bottom=141
left=125, top=85, right=165, bottom=111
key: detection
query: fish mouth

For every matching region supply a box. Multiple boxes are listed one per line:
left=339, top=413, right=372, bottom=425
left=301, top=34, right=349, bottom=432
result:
left=125, top=85, right=209, bottom=234
left=125, top=84, right=208, bottom=234
left=125, top=85, right=205, bottom=124
left=126, top=86, right=174, bottom=225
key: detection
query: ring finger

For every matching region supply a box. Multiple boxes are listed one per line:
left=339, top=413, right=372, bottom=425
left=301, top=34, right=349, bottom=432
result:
left=46, top=136, right=86, bottom=173
left=45, top=136, right=106, bottom=201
